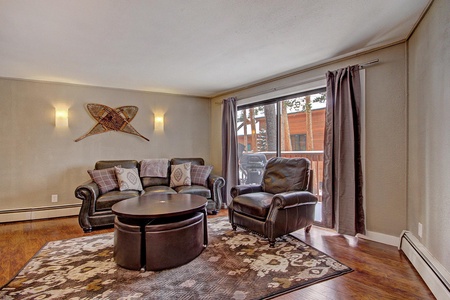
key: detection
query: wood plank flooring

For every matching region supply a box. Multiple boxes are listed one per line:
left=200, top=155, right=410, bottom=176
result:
left=0, top=210, right=435, bottom=299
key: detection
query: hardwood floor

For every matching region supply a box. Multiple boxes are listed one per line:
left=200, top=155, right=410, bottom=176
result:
left=0, top=210, right=435, bottom=299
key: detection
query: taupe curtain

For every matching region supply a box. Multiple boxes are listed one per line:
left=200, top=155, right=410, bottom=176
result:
left=221, top=97, right=239, bottom=205
left=322, top=65, right=365, bottom=235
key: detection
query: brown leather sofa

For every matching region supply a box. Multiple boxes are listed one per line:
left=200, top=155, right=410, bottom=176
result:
left=228, top=157, right=318, bottom=247
left=75, top=158, right=225, bottom=232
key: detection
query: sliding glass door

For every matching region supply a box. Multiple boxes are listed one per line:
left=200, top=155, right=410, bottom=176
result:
left=237, top=89, right=326, bottom=222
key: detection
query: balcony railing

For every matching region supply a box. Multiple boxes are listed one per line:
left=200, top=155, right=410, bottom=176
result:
left=239, top=151, right=324, bottom=202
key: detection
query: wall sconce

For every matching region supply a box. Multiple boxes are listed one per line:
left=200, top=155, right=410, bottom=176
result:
left=154, top=115, right=164, bottom=131
left=55, top=107, right=69, bottom=127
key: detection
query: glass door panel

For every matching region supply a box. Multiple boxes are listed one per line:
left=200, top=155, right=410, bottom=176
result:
left=280, top=94, right=326, bottom=221
left=237, top=103, right=277, bottom=185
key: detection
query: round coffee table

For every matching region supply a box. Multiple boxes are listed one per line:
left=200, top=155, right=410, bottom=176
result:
left=112, top=194, right=208, bottom=271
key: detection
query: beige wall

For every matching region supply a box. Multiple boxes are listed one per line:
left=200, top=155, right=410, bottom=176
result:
left=408, top=0, right=450, bottom=270
left=211, top=43, right=408, bottom=238
left=0, top=78, right=211, bottom=211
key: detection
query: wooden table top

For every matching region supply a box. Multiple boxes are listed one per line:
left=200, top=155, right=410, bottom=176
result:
left=111, top=193, right=207, bottom=219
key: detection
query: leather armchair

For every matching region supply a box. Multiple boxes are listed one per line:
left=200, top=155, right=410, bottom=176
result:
left=228, top=157, right=318, bottom=247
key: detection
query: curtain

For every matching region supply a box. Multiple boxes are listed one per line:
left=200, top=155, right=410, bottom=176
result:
left=322, top=65, right=365, bottom=235
left=221, top=97, right=239, bottom=205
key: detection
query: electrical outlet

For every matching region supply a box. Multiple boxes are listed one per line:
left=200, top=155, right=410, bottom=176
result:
left=418, top=222, right=423, bottom=238
left=51, top=194, right=58, bottom=203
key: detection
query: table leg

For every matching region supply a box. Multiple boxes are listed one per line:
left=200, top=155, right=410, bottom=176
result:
left=202, top=208, right=208, bottom=246
left=140, top=224, right=146, bottom=271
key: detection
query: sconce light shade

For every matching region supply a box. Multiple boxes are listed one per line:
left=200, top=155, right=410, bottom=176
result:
left=55, top=108, right=69, bottom=127
left=154, top=115, right=164, bottom=131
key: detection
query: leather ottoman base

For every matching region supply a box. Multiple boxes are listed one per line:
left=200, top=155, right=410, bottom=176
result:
left=145, top=212, right=205, bottom=271
left=113, top=212, right=205, bottom=271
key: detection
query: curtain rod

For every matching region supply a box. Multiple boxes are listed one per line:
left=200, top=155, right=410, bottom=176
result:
left=359, top=59, right=379, bottom=69
left=216, top=59, right=379, bottom=104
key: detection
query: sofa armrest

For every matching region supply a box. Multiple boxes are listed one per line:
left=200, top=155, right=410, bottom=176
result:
left=230, top=185, right=263, bottom=198
left=272, top=191, right=318, bottom=209
left=74, top=180, right=100, bottom=232
left=208, top=174, right=225, bottom=211
left=75, top=180, right=99, bottom=201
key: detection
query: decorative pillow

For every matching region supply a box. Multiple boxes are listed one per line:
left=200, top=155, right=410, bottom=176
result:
left=170, top=162, right=191, bottom=187
left=87, top=167, right=119, bottom=194
left=115, top=166, right=143, bottom=191
left=191, top=165, right=213, bottom=187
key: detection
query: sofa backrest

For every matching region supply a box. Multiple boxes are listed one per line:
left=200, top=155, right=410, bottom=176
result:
left=95, top=160, right=139, bottom=170
left=93, top=158, right=207, bottom=189
left=140, top=161, right=171, bottom=188
left=171, top=158, right=204, bottom=166
left=141, top=158, right=205, bottom=188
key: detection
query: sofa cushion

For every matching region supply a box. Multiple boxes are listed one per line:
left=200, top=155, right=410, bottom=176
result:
left=191, top=165, right=213, bottom=187
left=96, top=190, right=140, bottom=211
left=115, top=166, right=143, bottom=191
left=170, top=162, right=191, bottom=187
left=88, top=167, right=119, bottom=194
left=175, top=185, right=211, bottom=198
left=144, top=185, right=177, bottom=194
left=231, top=192, right=274, bottom=220
left=141, top=176, right=170, bottom=189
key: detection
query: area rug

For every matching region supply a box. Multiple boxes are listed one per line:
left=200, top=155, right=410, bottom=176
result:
left=0, top=217, right=351, bottom=299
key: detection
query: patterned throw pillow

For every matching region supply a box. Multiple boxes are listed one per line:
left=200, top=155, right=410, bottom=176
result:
left=115, top=167, right=143, bottom=191
left=191, top=165, right=213, bottom=187
left=87, top=167, right=119, bottom=194
left=170, top=162, right=191, bottom=187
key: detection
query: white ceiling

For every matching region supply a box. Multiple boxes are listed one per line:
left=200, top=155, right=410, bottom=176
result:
left=0, top=0, right=430, bottom=97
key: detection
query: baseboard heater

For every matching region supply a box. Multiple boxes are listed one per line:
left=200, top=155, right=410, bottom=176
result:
left=399, top=231, right=450, bottom=300
left=0, top=204, right=81, bottom=223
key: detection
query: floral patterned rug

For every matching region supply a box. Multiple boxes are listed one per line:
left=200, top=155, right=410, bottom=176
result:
left=0, top=217, right=351, bottom=299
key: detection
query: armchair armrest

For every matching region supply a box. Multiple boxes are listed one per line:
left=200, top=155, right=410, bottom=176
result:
left=230, top=185, right=263, bottom=198
left=265, top=191, right=318, bottom=244
left=272, top=191, right=318, bottom=209
left=208, top=174, right=226, bottom=211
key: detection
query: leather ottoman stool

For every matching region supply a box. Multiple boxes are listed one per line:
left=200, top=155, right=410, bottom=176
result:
left=114, top=217, right=142, bottom=270
left=145, top=212, right=205, bottom=271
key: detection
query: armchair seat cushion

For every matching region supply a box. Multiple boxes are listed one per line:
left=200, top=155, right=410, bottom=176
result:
left=232, top=192, right=274, bottom=220
left=175, top=185, right=211, bottom=198
left=96, top=190, right=141, bottom=211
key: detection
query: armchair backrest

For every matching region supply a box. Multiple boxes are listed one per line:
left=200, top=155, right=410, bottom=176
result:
left=262, top=157, right=311, bottom=194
